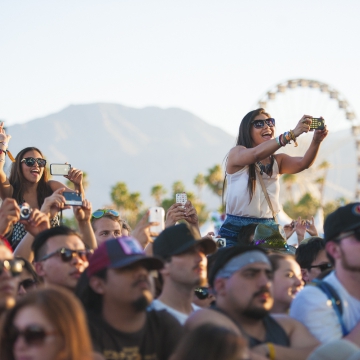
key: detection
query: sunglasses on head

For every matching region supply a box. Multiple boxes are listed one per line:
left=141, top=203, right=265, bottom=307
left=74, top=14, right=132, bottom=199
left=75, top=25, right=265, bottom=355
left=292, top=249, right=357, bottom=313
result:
left=91, top=209, right=120, bottom=219
left=39, top=248, right=93, bottom=263
left=9, top=325, right=56, bottom=346
left=251, top=118, right=275, bottom=129
left=194, top=287, right=210, bottom=300
left=21, top=157, right=47, bottom=168
left=0, top=259, right=23, bottom=277
left=309, top=263, right=333, bottom=272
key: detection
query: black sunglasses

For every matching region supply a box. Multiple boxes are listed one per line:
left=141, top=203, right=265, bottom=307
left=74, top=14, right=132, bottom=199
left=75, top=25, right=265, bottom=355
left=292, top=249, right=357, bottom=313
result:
left=252, top=118, right=275, bottom=129
left=21, top=157, right=47, bottom=168
left=39, top=248, right=93, bottom=263
left=0, top=259, right=23, bottom=277
left=194, top=287, right=210, bottom=300
left=309, top=263, right=333, bottom=272
left=18, top=278, right=37, bottom=290
left=9, top=325, right=56, bottom=346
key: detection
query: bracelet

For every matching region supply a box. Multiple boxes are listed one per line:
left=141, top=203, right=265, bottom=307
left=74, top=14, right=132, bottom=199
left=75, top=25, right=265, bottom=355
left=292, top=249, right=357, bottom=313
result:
left=0, top=149, right=6, bottom=155
left=0, top=142, right=8, bottom=147
left=289, top=130, right=298, bottom=147
left=284, top=131, right=291, bottom=143
left=266, top=342, right=276, bottom=360
left=275, top=136, right=281, bottom=146
left=279, top=134, right=286, bottom=147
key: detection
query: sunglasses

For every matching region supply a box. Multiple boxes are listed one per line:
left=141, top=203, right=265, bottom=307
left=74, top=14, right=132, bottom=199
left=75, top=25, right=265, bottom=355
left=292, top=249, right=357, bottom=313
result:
left=18, top=279, right=37, bottom=290
left=9, top=325, right=57, bottom=346
left=309, top=263, right=333, bottom=272
left=194, top=287, right=210, bottom=300
left=91, top=209, right=120, bottom=219
left=39, top=248, right=93, bottom=263
left=252, top=118, right=275, bottom=129
left=0, top=259, right=23, bottom=277
left=21, top=157, right=47, bottom=168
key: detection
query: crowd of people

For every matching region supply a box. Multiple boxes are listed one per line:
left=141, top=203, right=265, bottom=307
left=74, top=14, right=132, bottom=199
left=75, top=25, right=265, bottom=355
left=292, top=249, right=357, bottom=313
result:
left=0, top=110, right=359, bottom=360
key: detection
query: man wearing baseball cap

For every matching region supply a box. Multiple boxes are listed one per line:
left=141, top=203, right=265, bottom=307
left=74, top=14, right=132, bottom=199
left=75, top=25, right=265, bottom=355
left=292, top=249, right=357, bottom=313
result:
left=79, top=236, right=183, bottom=360
left=150, top=223, right=216, bottom=324
left=186, top=246, right=319, bottom=359
left=290, top=203, right=360, bottom=345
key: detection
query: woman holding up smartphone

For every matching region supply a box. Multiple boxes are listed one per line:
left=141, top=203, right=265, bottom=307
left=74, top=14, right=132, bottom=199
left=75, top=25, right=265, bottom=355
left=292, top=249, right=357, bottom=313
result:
left=0, top=123, right=84, bottom=248
left=219, top=108, right=328, bottom=247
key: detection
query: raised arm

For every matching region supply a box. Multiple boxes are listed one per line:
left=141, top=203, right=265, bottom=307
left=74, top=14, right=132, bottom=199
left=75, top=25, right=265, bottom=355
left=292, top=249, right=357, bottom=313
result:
left=227, top=116, right=315, bottom=174
left=0, top=123, right=14, bottom=200
left=276, top=125, right=328, bottom=174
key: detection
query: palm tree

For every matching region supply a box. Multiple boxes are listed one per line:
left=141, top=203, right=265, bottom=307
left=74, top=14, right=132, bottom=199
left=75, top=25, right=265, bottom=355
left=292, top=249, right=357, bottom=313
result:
left=282, top=173, right=297, bottom=201
left=151, top=184, right=167, bottom=206
left=193, top=173, right=205, bottom=200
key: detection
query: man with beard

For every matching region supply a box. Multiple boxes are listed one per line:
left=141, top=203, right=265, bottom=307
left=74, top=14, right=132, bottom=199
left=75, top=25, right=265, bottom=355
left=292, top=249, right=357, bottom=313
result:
left=186, top=246, right=319, bottom=360
left=290, top=203, right=360, bottom=345
left=151, top=223, right=216, bottom=324
left=81, top=236, right=183, bottom=360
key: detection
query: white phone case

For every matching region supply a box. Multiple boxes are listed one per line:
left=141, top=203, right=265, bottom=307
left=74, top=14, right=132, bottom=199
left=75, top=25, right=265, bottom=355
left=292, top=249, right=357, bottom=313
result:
left=149, top=207, right=165, bottom=235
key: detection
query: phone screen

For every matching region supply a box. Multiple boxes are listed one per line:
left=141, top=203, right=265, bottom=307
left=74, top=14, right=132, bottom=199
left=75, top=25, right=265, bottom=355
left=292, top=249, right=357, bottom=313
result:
left=63, top=192, right=82, bottom=206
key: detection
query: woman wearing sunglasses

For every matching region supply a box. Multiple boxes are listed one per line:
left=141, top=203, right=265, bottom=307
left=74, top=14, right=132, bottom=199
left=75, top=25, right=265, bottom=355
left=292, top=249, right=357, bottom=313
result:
left=0, top=124, right=84, bottom=248
left=0, top=286, right=95, bottom=360
left=219, top=108, right=328, bottom=247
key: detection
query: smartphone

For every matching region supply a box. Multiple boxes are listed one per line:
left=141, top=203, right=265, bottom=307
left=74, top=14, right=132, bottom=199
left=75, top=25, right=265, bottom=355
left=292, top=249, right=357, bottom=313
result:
left=176, top=193, right=187, bottom=207
left=310, top=118, right=325, bottom=130
left=149, top=207, right=165, bottom=235
left=50, top=163, right=71, bottom=176
left=63, top=191, right=82, bottom=206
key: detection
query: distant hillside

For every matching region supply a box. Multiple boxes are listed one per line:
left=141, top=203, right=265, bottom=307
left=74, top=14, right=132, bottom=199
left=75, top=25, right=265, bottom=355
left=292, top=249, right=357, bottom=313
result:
left=6, top=103, right=235, bottom=210
left=5, top=103, right=357, bottom=213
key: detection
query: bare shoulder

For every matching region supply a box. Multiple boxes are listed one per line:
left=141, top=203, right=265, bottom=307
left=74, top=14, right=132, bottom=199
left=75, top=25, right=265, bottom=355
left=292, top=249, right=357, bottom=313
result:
left=185, top=308, right=241, bottom=335
left=271, top=313, right=307, bottom=334
left=48, top=180, right=66, bottom=192
left=227, top=145, right=247, bottom=173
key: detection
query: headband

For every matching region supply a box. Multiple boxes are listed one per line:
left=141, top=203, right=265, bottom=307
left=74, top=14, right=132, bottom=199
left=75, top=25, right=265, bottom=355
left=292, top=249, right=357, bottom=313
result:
left=215, top=250, right=271, bottom=280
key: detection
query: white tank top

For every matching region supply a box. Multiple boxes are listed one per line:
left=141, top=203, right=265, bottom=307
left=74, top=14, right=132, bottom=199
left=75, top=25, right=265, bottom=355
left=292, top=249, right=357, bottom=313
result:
left=225, top=159, right=280, bottom=218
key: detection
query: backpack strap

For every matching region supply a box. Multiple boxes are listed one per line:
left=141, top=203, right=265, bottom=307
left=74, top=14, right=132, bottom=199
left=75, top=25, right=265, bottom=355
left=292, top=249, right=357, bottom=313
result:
left=312, top=279, right=348, bottom=336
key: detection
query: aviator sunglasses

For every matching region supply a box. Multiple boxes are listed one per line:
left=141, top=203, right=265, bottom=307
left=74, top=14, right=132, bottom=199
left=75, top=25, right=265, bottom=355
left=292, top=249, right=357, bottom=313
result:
left=39, top=248, right=93, bottom=263
left=0, top=259, right=23, bottom=277
left=8, top=325, right=57, bottom=346
left=252, top=118, right=275, bottom=129
left=91, top=209, right=120, bottom=219
left=21, top=157, right=47, bottom=168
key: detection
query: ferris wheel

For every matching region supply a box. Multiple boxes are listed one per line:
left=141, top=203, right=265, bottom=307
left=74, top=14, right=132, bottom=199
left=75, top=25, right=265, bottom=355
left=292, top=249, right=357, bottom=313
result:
left=255, top=78, right=360, bottom=201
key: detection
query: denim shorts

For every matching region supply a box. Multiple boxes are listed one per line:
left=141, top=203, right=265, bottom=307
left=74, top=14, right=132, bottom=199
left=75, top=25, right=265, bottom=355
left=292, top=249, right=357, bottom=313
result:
left=219, top=214, right=276, bottom=247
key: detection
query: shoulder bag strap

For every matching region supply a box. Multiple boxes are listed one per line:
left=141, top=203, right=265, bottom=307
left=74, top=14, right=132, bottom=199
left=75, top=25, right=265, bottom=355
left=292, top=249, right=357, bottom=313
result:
left=255, top=164, right=278, bottom=223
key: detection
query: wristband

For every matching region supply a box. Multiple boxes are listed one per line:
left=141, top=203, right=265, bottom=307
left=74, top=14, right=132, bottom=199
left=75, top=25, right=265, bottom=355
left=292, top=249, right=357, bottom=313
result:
left=275, top=136, right=281, bottom=147
left=0, top=149, right=6, bottom=155
left=266, top=342, right=276, bottom=360
left=0, top=142, right=8, bottom=147
left=289, top=130, right=298, bottom=147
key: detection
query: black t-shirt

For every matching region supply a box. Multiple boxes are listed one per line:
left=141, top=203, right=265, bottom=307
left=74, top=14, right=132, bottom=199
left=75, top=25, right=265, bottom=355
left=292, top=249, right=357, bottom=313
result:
left=88, top=309, right=183, bottom=360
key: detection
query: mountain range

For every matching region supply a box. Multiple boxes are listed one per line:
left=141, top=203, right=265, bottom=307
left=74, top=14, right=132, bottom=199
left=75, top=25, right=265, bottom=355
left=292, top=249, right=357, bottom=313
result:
left=5, top=103, right=358, bottom=213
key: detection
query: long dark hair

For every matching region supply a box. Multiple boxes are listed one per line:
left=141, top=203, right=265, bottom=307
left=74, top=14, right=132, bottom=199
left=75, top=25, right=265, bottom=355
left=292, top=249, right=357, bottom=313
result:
left=236, top=108, right=271, bottom=201
left=9, top=147, right=52, bottom=207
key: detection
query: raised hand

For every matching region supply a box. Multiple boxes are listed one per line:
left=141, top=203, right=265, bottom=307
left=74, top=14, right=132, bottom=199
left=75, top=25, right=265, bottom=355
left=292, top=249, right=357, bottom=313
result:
left=20, top=209, right=50, bottom=237
left=165, top=203, right=186, bottom=227
left=292, top=115, right=312, bottom=137
left=41, top=188, right=70, bottom=219
left=0, top=198, right=20, bottom=236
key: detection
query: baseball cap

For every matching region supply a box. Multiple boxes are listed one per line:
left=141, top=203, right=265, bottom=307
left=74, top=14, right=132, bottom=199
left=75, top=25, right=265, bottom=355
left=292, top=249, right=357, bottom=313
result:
left=153, top=223, right=216, bottom=260
left=324, top=203, right=360, bottom=242
left=87, top=236, right=163, bottom=277
left=252, top=224, right=296, bottom=255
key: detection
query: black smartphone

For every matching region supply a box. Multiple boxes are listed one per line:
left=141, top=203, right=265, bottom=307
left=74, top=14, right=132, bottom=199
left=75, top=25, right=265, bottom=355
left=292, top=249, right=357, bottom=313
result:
left=63, top=192, right=82, bottom=206
left=310, top=118, right=325, bottom=130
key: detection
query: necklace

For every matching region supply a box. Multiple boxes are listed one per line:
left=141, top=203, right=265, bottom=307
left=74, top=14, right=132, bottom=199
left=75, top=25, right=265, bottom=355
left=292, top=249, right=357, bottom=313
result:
left=257, top=156, right=273, bottom=176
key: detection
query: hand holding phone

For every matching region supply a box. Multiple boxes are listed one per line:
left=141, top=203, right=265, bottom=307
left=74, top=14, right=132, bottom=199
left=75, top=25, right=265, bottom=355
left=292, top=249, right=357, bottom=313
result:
left=63, top=192, right=82, bottom=206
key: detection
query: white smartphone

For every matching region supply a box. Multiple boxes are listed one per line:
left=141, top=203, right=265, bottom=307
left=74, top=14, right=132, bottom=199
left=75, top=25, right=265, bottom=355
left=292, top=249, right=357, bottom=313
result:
left=175, top=193, right=187, bottom=207
left=149, top=207, right=165, bottom=235
left=50, top=163, right=71, bottom=176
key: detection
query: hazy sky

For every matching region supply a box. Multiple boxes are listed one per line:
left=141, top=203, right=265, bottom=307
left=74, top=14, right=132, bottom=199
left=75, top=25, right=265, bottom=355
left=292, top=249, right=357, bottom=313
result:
left=1, top=0, right=359, bottom=136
